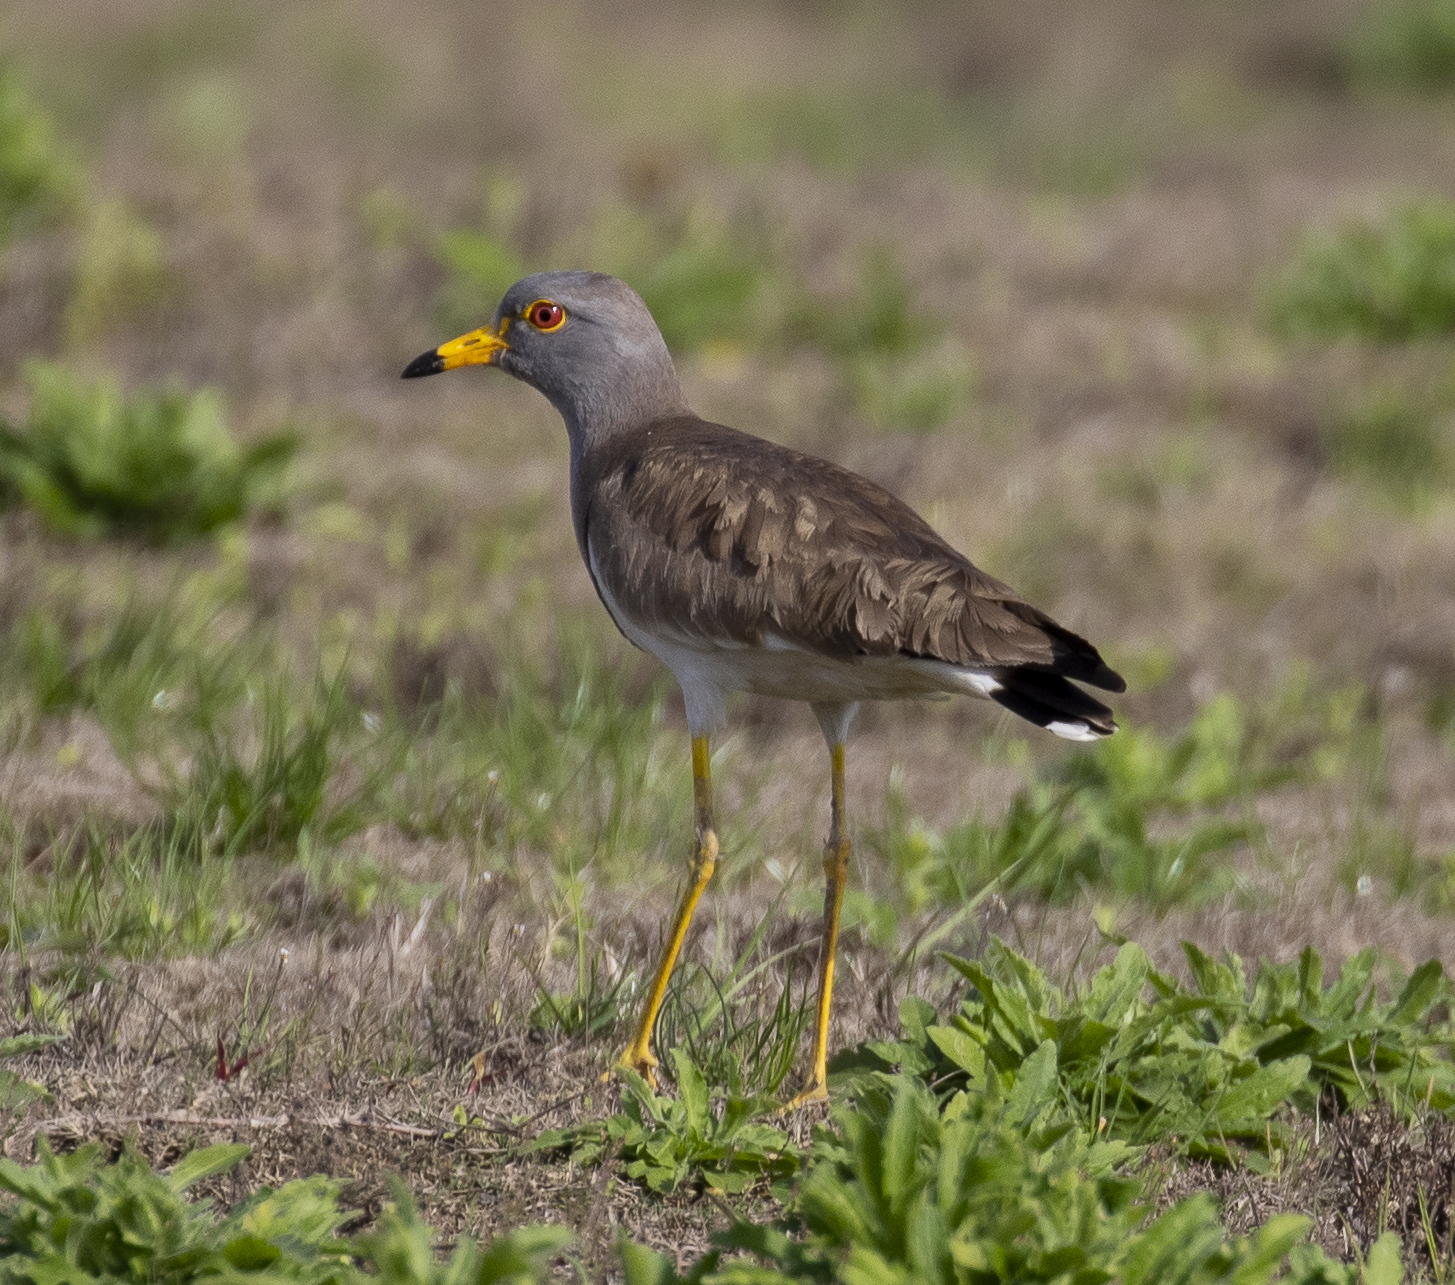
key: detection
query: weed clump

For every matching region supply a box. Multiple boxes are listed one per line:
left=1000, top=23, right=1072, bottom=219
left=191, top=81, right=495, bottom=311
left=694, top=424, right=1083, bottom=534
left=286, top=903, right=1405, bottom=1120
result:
left=624, top=1064, right=1393, bottom=1285
left=0, top=1141, right=569, bottom=1285
left=874, top=939, right=1455, bottom=1163
left=167, top=672, right=377, bottom=857
left=0, top=361, right=295, bottom=541
left=1268, top=201, right=1455, bottom=342
left=532, top=1049, right=800, bottom=1195
left=0, top=65, right=75, bottom=242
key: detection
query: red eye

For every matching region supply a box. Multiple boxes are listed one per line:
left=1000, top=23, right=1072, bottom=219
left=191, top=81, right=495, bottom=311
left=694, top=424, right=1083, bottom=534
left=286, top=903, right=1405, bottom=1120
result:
left=525, top=300, right=565, bottom=331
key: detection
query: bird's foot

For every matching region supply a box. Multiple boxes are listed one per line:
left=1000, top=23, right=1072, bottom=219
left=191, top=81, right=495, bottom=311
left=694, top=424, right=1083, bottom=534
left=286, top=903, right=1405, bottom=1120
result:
left=613, top=1044, right=659, bottom=1090
left=777, top=1079, right=829, bottom=1114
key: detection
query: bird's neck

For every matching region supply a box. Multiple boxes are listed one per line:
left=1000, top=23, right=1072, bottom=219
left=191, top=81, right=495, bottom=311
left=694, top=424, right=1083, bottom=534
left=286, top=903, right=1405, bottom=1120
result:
left=556, top=362, right=688, bottom=451
left=558, top=363, right=689, bottom=554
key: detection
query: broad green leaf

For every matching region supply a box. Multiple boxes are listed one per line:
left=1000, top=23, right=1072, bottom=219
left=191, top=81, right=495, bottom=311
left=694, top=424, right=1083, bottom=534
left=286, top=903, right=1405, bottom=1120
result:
left=1084, top=942, right=1151, bottom=1023
left=879, top=1078, right=928, bottom=1212
left=1364, top=1231, right=1404, bottom=1285
left=0, top=1035, right=63, bottom=1059
left=1225, top=1213, right=1312, bottom=1284
left=1212, top=1057, right=1311, bottom=1127
left=1324, top=948, right=1376, bottom=1018
left=1005, top=1040, right=1058, bottom=1126
left=222, top=1234, right=280, bottom=1269
left=1183, top=942, right=1244, bottom=1001
left=1119, top=1196, right=1225, bottom=1285
left=1296, top=946, right=1324, bottom=1013
left=620, top=1239, right=684, bottom=1285
left=1389, top=960, right=1444, bottom=1025
left=166, top=1143, right=250, bottom=1192
left=926, top=1025, right=986, bottom=1083
left=671, top=1048, right=710, bottom=1135
left=473, top=1224, right=575, bottom=1282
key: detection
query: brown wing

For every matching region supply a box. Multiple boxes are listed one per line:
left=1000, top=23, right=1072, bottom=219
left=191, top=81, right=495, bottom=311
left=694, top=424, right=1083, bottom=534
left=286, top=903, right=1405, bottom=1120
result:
left=577, top=415, right=1123, bottom=694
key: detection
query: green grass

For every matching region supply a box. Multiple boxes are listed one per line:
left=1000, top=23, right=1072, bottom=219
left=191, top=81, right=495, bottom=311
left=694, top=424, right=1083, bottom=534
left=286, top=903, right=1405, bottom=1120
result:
left=867, top=694, right=1288, bottom=915
left=381, top=634, right=686, bottom=866
left=1268, top=201, right=1455, bottom=342
left=0, top=601, right=1409, bottom=970
left=166, top=668, right=379, bottom=857
left=2, top=586, right=254, bottom=760
left=0, top=361, right=295, bottom=541
left=0, top=819, right=244, bottom=968
left=0, top=609, right=1443, bottom=1270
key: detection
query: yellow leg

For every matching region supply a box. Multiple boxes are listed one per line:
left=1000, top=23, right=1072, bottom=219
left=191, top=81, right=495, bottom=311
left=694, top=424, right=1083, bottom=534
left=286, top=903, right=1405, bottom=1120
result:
left=785, top=740, right=850, bottom=1109
left=617, top=734, right=718, bottom=1086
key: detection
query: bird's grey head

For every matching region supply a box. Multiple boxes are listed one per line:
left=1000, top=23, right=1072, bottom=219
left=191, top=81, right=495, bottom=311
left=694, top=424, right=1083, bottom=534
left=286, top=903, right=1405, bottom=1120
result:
left=401, top=270, right=688, bottom=446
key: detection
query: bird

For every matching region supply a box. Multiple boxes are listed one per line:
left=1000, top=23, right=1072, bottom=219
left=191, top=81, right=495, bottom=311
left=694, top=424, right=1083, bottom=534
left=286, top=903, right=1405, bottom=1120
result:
left=402, top=270, right=1124, bottom=1107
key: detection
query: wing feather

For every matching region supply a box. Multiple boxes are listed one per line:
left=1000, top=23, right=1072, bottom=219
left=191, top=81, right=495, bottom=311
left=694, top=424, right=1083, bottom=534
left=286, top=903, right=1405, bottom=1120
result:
left=578, top=415, right=1124, bottom=693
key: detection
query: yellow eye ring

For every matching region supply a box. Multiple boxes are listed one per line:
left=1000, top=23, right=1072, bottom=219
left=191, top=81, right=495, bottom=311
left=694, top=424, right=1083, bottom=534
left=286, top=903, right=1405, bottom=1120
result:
left=524, top=299, right=566, bottom=331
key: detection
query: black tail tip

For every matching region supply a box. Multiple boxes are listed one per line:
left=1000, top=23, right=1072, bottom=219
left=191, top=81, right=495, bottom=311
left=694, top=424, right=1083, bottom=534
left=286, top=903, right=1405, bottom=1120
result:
left=401, top=350, right=444, bottom=379
left=1098, top=667, right=1128, bottom=694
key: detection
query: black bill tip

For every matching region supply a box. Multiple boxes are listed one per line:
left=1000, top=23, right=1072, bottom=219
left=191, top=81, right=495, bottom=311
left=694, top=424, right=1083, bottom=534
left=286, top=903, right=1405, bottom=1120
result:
left=401, top=349, right=445, bottom=379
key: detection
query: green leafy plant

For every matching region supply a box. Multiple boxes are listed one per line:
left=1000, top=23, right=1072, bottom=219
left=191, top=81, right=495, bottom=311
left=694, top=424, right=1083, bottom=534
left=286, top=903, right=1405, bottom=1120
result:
left=0, top=1139, right=352, bottom=1285
left=1268, top=201, right=1455, bottom=342
left=531, top=1049, right=801, bottom=1194
left=0, top=1034, right=61, bottom=1115
left=0, top=1141, right=569, bottom=1285
left=866, top=937, right=1455, bottom=1164
left=0, top=361, right=295, bottom=541
left=623, top=1075, right=1381, bottom=1285
left=354, top=1179, right=571, bottom=1285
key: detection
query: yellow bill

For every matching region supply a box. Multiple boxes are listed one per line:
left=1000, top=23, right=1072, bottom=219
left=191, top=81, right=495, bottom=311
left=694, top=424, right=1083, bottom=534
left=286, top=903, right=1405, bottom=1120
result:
left=401, top=319, right=510, bottom=378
